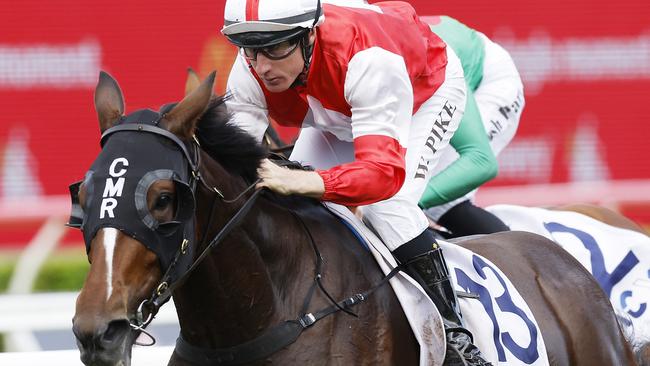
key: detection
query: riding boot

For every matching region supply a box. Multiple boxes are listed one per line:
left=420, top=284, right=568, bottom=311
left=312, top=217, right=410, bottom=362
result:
left=392, top=231, right=492, bottom=366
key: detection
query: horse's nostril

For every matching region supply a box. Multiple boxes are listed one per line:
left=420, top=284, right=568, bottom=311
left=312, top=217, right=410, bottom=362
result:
left=72, top=323, right=94, bottom=349
left=101, top=319, right=130, bottom=346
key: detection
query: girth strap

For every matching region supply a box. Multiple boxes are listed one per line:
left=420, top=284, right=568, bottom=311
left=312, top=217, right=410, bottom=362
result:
left=175, top=321, right=303, bottom=366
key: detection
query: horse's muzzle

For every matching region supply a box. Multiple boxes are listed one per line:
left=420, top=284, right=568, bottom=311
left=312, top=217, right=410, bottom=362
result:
left=73, top=318, right=133, bottom=366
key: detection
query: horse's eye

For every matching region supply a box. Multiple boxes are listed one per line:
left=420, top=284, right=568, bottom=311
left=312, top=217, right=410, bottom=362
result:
left=153, top=193, right=174, bottom=210
left=78, top=184, right=86, bottom=211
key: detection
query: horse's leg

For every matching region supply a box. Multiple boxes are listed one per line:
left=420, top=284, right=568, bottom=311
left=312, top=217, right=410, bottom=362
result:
left=459, top=231, right=637, bottom=366
left=555, top=203, right=648, bottom=235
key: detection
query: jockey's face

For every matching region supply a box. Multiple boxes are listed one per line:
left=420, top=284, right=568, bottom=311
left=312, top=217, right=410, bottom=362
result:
left=248, top=31, right=315, bottom=93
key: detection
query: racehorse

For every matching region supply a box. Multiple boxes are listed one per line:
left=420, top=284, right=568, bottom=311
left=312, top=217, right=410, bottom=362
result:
left=71, top=71, right=637, bottom=365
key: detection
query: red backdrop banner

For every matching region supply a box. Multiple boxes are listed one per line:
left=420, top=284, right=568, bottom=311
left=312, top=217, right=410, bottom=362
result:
left=0, top=0, right=648, bottom=195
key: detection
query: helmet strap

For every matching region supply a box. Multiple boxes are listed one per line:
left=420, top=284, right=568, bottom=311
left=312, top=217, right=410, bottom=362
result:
left=312, top=0, right=322, bottom=27
left=292, top=30, right=315, bottom=87
left=291, top=0, right=321, bottom=88
left=301, top=31, right=315, bottom=68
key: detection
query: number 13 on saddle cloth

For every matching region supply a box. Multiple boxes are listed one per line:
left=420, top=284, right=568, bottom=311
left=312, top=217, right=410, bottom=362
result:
left=326, top=202, right=550, bottom=366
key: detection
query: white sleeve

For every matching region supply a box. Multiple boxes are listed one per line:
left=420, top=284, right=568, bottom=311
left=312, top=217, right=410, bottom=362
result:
left=344, top=47, right=414, bottom=146
left=224, top=54, right=269, bottom=143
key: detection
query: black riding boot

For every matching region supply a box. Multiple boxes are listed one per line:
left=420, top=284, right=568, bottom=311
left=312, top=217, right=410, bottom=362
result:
left=393, top=232, right=492, bottom=366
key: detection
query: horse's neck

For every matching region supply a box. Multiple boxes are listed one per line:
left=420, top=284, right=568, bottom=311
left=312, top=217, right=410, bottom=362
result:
left=173, top=165, right=314, bottom=348
left=170, top=162, right=417, bottom=362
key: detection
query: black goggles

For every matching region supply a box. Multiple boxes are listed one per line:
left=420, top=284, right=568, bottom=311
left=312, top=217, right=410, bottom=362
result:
left=240, top=39, right=301, bottom=62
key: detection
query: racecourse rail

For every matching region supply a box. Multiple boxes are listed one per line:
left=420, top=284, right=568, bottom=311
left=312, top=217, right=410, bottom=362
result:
left=1, top=179, right=649, bottom=364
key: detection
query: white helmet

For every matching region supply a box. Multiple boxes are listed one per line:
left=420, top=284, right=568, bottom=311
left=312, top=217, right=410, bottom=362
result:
left=222, top=0, right=324, bottom=47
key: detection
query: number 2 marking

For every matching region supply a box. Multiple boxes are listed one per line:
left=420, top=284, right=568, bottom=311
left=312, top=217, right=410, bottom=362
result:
left=544, top=222, right=646, bottom=318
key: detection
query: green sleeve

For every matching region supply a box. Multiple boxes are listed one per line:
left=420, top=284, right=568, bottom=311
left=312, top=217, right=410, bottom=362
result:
left=419, top=87, right=498, bottom=208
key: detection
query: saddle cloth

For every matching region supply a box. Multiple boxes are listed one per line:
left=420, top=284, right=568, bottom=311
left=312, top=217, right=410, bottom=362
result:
left=488, top=204, right=650, bottom=346
left=324, top=202, right=550, bottom=366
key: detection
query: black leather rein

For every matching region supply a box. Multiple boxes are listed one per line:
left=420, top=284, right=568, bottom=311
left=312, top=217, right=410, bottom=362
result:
left=173, top=206, right=406, bottom=366
left=120, top=128, right=403, bottom=365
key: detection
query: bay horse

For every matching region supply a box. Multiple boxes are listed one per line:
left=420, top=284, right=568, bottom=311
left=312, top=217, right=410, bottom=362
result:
left=71, top=71, right=636, bottom=365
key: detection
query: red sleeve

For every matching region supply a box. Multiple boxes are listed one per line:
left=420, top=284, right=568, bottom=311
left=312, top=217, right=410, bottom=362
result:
left=316, top=135, right=406, bottom=206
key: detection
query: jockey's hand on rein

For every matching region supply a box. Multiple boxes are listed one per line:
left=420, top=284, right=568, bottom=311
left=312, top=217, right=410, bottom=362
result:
left=256, top=159, right=325, bottom=199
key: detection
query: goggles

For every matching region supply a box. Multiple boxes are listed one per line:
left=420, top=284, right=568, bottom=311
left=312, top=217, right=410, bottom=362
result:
left=240, top=40, right=301, bottom=62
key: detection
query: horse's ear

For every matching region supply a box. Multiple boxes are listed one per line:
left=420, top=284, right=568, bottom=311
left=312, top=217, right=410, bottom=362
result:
left=94, top=71, right=125, bottom=133
left=184, top=67, right=201, bottom=97
left=164, top=71, right=216, bottom=139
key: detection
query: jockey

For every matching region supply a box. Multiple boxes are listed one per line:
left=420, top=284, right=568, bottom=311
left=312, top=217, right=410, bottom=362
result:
left=222, top=0, right=490, bottom=364
left=419, top=16, right=525, bottom=238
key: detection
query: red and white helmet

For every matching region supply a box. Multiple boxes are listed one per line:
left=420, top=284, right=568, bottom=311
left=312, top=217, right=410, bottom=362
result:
left=222, top=0, right=324, bottom=47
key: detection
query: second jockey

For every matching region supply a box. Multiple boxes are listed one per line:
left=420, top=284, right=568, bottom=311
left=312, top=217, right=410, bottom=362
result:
left=222, top=0, right=490, bottom=364
left=420, top=16, right=525, bottom=238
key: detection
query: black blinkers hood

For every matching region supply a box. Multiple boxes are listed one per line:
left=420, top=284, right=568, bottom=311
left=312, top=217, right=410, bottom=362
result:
left=69, top=109, right=197, bottom=281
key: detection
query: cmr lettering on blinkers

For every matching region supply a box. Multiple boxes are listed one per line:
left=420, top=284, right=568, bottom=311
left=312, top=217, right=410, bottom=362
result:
left=100, top=157, right=129, bottom=219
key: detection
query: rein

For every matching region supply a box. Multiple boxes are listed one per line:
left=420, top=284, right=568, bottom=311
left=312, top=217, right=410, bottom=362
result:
left=120, top=123, right=266, bottom=337
left=119, top=128, right=403, bottom=364
left=174, top=206, right=406, bottom=366
left=153, top=184, right=264, bottom=308
left=132, top=177, right=264, bottom=331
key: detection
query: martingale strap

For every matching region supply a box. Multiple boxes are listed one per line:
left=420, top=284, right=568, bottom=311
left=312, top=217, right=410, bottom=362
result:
left=123, top=148, right=404, bottom=364
left=175, top=322, right=304, bottom=365
left=175, top=267, right=403, bottom=366
left=174, top=207, right=406, bottom=366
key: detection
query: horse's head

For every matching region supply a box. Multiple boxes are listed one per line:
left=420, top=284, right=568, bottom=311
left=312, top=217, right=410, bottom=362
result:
left=71, top=70, right=215, bottom=366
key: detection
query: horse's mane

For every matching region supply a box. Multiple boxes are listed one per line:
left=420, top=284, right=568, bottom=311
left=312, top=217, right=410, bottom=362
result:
left=161, top=96, right=267, bottom=183
left=160, top=96, right=322, bottom=211
left=195, top=96, right=267, bottom=183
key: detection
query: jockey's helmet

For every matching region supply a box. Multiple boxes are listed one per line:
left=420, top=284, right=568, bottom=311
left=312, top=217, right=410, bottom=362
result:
left=222, top=0, right=324, bottom=48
